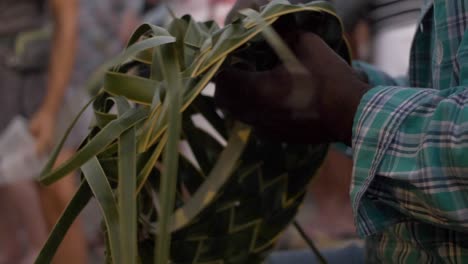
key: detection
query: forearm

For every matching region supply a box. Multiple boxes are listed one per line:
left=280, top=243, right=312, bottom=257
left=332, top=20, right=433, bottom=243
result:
left=352, top=85, right=468, bottom=236
left=42, top=0, right=78, bottom=115
left=353, top=61, right=404, bottom=87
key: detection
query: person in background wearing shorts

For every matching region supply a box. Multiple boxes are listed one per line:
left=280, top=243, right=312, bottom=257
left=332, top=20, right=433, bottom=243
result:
left=0, top=0, right=88, bottom=263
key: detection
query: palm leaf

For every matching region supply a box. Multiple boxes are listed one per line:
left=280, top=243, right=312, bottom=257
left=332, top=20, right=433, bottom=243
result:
left=37, top=1, right=350, bottom=263
left=35, top=181, right=92, bottom=264
left=81, top=157, right=121, bottom=263
left=152, top=40, right=183, bottom=264
left=40, top=107, right=147, bottom=185
left=115, top=97, right=139, bottom=264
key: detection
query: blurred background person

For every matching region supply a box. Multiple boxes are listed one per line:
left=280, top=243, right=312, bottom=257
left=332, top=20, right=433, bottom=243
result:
left=0, top=155, right=48, bottom=263
left=75, top=0, right=145, bottom=89
left=0, top=0, right=88, bottom=264
left=140, top=0, right=170, bottom=27
left=0, top=0, right=170, bottom=262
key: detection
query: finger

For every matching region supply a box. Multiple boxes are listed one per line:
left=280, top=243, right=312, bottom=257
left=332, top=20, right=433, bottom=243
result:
left=294, top=33, right=328, bottom=64
left=295, top=32, right=350, bottom=73
left=215, top=66, right=300, bottom=127
left=214, top=67, right=262, bottom=110
left=215, top=65, right=292, bottom=105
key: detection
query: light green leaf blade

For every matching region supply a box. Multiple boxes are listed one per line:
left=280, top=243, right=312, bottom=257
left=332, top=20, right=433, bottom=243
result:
left=40, top=108, right=148, bottom=185
left=35, top=181, right=92, bottom=264
left=153, top=42, right=183, bottom=264
left=193, top=19, right=277, bottom=76
left=113, top=35, right=176, bottom=70
left=104, top=72, right=159, bottom=105
left=137, top=132, right=167, bottom=193
left=118, top=134, right=137, bottom=262
left=258, top=0, right=335, bottom=23
left=81, top=157, right=121, bottom=264
left=239, top=8, right=307, bottom=74
left=40, top=95, right=97, bottom=183
left=155, top=122, right=250, bottom=233
left=184, top=17, right=211, bottom=49
left=127, top=24, right=175, bottom=64
left=182, top=57, right=225, bottom=111
left=126, top=23, right=173, bottom=48
left=167, top=17, right=189, bottom=70
left=140, top=56, right=224, bottom=153
left=115, top=97, right=139, bottom=264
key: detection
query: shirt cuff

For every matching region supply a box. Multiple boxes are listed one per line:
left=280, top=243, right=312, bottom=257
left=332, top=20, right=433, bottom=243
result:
left=350, top=85, right=435, bottom=236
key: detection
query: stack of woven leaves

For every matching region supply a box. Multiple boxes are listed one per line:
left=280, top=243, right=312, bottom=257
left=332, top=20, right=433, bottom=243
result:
left=37, top=1, right=350, bottom=263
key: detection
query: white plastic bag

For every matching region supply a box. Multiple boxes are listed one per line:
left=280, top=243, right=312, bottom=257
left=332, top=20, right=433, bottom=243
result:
left=0, top=116, right=46, bottom=184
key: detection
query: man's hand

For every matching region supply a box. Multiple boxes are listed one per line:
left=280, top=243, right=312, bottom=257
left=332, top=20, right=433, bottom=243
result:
left=28, top=0, right=77, bottom=156
left=215, top=32, right=370, bottom=145
left=29, top=108, right=57, bottom=155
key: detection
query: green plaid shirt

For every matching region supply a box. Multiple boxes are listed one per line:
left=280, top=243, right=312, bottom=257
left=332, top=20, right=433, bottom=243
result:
left=352, top=0, right=468, bottom=262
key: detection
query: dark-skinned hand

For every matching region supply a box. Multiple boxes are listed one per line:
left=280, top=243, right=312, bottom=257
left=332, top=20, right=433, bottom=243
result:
left=215, top=32, right=370, bottom=145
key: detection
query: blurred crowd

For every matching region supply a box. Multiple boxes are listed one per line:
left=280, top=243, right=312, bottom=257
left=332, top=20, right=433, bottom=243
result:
left=0, top=0, right=420, bottom=263
left=0, top=1, right=235, bottom=263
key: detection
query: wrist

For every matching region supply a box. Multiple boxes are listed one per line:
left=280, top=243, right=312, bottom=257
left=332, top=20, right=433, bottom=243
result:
left=341, top=80, right=369, bottom=146
left=321, top=78, right=370, bottom=146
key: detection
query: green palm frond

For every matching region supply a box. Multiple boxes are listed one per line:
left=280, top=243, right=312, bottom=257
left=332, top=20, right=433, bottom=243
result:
left=36, top=1, right=350, bottom=263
